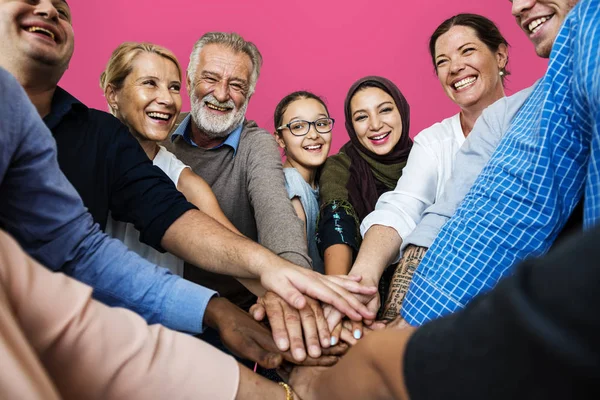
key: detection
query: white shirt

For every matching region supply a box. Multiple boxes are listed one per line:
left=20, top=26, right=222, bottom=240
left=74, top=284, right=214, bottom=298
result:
left=105, top=146, right=190, bottom=276
left=360, top=113, right=465, bottom=262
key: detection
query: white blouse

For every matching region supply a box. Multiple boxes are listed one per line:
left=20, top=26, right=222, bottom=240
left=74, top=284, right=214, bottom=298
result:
left=360, top=113, right=465, bottom=262
left=105, top=146, right=189, bottom=276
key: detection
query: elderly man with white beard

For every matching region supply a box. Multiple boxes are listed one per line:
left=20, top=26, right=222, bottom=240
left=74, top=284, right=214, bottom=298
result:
left=165, top=32, right=328, bottom=362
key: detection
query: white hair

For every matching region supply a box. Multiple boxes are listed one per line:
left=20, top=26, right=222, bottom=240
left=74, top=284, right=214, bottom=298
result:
left=187, top=32, right=263, bottom=96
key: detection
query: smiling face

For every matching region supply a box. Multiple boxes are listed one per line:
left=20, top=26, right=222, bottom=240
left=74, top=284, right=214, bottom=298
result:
left=511, top=0, right=579, bottom=58
left=350, top=87, right=403, bottom=156
left=276, top=98, right=332, bottom=171
left=434, top=25, right=507, bottom=112
left=188, top=43, right=252, bottom=141
left=108, top=52, right=182, bottom=143
left=0, top=0, right=74, bottom=77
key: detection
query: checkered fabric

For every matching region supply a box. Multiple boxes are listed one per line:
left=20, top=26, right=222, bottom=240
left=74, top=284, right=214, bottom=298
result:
left=402, top=0, right=600, bottom=326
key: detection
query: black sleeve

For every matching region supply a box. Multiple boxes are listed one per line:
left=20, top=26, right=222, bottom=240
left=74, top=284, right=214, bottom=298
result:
left=106, top=116, right=196, bottom=251
left=316, top=200, right=360, bottom=257
left=404, top=224, right=600, bottom=400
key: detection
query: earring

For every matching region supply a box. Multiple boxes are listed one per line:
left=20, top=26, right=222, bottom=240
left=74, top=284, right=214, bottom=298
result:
left=499, top=70, right=505, bottom=77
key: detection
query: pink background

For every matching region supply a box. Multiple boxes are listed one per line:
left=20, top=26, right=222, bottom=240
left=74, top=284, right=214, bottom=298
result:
left=60, top=0, right=547, bottom=153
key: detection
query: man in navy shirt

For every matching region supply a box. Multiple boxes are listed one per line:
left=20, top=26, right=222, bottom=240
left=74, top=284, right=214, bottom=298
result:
left=0, top=0, right=376, bottom=363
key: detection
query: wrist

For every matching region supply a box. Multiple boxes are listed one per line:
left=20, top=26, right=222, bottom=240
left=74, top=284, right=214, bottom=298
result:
left=203, top=296, right=229, bottom=330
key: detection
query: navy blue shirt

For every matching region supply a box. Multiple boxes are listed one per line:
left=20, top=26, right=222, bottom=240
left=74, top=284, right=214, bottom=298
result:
left=0, top=67, right=215, bottom=333
left=45, top=88, right=195, bottom=250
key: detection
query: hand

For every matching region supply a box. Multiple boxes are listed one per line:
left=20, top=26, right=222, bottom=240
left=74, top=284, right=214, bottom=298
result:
left=259, top=266, right=378, bottom=322
left=323, top=276, right=380, bottom=345
left=250, top=291, right=330, bottom=361
left=287, top=366, right=329, bottom=400
left=204, top=297, right=285, bottom=369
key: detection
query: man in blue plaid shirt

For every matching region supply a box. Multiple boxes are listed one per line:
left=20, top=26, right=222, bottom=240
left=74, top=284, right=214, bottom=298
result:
left=402, top=0, right=600, bottom=325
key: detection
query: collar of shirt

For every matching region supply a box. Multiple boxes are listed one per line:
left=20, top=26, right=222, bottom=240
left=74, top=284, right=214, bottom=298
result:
left=171, top=114, right=243, bottom=156
left=43, top=87, right=87, bottom=130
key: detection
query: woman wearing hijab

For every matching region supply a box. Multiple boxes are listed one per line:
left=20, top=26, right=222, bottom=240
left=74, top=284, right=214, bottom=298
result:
left=317, top=76, right=412, bottom=279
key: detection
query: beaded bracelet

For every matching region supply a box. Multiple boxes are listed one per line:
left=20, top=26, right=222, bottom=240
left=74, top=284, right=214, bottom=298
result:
left=279, top=382, right=293, bottom=400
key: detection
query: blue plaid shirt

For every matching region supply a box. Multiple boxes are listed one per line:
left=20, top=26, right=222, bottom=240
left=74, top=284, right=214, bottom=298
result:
left=402, top=0, right=600, bottom=326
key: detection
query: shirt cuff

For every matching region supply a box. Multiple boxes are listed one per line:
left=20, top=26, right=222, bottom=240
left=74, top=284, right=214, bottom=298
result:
left=360, top=209, right=417, bottom=263
left=161, top=278, right=217, bottom=334
left=400, top=272, right=463, bottom=326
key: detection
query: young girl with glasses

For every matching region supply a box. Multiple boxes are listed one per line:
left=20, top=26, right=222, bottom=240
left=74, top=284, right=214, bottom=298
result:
left=274, top=91, right=334, bottom=273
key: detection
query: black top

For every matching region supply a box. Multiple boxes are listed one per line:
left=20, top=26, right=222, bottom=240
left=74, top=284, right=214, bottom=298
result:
left=404, top=223, right=600, bottom=399
left=44, top=87, right=195, bottom=251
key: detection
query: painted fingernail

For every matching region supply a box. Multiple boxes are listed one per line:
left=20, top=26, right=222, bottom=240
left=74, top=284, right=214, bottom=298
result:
left=330, top=336, right=338, bottom=346
left=354, top=330, right=362, bottom=339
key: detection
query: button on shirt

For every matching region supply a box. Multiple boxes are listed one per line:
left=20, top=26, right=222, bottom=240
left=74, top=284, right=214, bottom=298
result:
left=0, top=73, right=215, bottom=334
left=402, top=0, right=600, bottom=326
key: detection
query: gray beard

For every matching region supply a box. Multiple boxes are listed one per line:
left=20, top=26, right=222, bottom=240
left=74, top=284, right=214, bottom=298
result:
left=190, top=94, right=248, bottom=140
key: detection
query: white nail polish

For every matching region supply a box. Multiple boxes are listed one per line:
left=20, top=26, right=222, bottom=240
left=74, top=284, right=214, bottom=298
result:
left=330, top=336, right=338, bottom=346
left=354, top=330, right=362, bottom=339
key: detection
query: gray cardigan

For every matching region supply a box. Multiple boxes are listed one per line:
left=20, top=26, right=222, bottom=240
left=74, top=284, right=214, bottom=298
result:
left=164, top=115, right=311, bottom=308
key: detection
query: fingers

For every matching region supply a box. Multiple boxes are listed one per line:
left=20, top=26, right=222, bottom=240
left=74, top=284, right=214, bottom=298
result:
left=316, top=279, right=376, bottom=321
left=321, top=342, right=349, bottom=357
left=283, top=303, right=307, bottom=362
left=330, top=322, right=342, bottom=346
left=324, top=275, right=378, bottom=296
left=339, top=322, right=358, bottom=346
left=369, top=320, right=388, bottom=331
left=351, top=319, right=363, bottom=340
left=249, top=303, right=265, bottom=322
left=325, top=308, right=344, bottom=332
left=262, top=296, right=290, bottom=352
left=298, top=305, right=321, bottom=359
left=308, top=299, right=331, bottom=348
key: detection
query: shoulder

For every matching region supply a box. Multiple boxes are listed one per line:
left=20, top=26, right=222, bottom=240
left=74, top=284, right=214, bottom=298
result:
left=77, top=107, right=131, bottom=137
left=239, top=119, right=280, bottom=155
left=413, top=114, right=462, bottom=146
left=154, top=145, right=189, bottom=169
left=322, top=151, right=351, bottom=171
left=482, top=85, right=535, bottom=121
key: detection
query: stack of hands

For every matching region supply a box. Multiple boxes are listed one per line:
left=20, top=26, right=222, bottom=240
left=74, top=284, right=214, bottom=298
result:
left=205, top=265, right=410, bottom=398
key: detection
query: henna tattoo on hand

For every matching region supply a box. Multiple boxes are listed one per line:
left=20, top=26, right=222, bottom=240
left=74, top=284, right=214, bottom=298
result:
left=381, top=245, right=427, bottom=320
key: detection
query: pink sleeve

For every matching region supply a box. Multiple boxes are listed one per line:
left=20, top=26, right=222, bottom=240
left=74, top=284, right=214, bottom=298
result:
left=0, top=230, right=239, bottom=400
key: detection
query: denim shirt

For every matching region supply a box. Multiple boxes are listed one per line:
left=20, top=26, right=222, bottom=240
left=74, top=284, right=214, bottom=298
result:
left=0, top=67, right=215, bottom=334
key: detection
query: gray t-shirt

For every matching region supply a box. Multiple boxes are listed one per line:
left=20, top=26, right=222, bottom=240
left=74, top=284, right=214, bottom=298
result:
left=404, top=83, right=537, bottom=250
left=283, top=168, right=324, bottom=273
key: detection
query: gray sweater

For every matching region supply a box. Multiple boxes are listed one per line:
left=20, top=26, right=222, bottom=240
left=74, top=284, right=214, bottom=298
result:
left=164, top=115, right=311, bottom=308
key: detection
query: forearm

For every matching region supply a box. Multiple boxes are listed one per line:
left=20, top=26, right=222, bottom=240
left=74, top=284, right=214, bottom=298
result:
left=381, top=245, right=427, bottom=320
left=162, top=209, right=287, bottom=279
left=66, top=229, right=215, bottom=333
left=1, top=231, right=238, bottom=400
left=313, top=329, right=414, bottom=400
left=236, top=364, right=290, bottom=400
left=351, top=225, right=403, bottom=283
left=324, top=244, right=353, bottom=275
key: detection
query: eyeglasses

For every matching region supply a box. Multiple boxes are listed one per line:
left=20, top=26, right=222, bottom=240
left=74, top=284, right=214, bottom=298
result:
left=277, top=118, right=335, bottom=136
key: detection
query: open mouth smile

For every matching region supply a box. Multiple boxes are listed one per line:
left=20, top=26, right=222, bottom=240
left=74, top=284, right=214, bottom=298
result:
left=526, top=14, right=554, bottom=34
left=147, top=112, right=172, bottom=122
left=453, top=76, right=477, bottom=91
left=25, top=26, right=56, bottom=42
left=303, top=144, right=323, bottom=152
left=369, top=132, right=391, bottom=142
left=205, top=102, right=232, bottom=112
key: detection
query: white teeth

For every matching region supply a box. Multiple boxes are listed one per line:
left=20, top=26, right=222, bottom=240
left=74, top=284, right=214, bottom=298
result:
left=147, top=112, right=170, bottom=120
left=206, top=103, right=230, bottom=112
left=304, top=145, right=322, bottom=150
left=371, top=133, right=389, bottom=140
left=453, top=76, right=477, bottom=90
left=27, top=26, right=55, bottom=40
left=528, top=16, right=549, bottom=33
